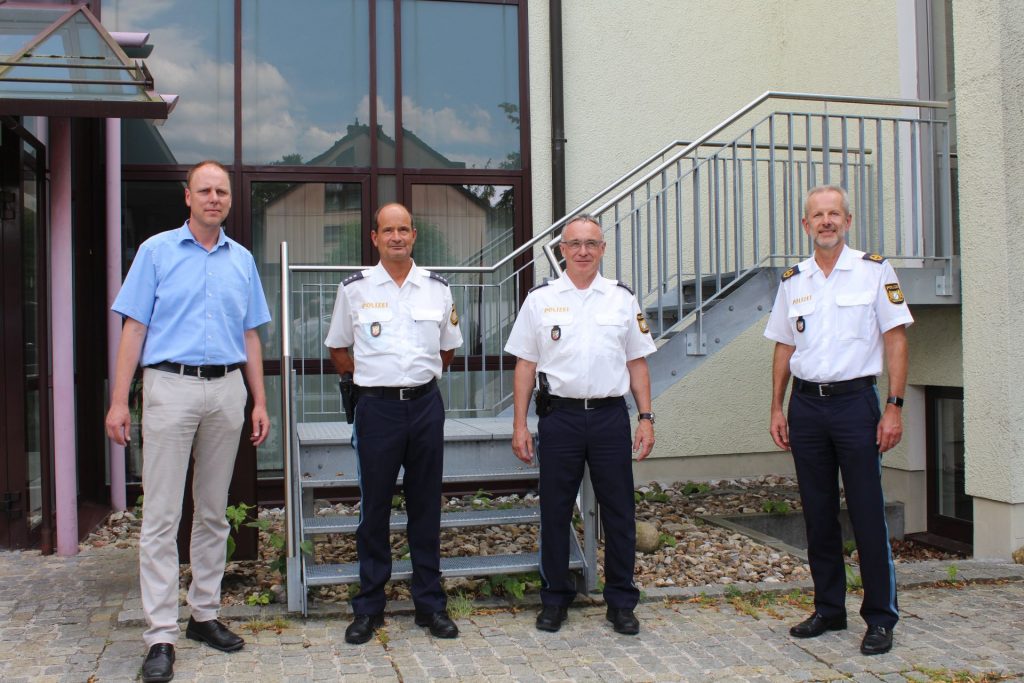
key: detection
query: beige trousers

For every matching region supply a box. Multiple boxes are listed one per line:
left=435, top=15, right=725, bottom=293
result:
left=138, top=367, right=246, bottom=646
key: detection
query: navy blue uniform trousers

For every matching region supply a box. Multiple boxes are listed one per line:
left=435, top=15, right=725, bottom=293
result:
left=351, top=389, right=446, bottom=615
left=788, top=385, right=899, bottom=629
left=537, top=400, right=639, bottom=609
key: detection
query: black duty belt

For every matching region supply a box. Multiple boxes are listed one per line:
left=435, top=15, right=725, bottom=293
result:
left=150, top=361, right=244, bottom=379
left=793, top=375, right=876, bottom=398
left=357, top=378, right=437, bottom=401
left=549, top=395, right=625, bottom=410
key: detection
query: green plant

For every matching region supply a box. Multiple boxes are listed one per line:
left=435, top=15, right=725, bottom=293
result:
left=391, top=494, right=405, bottom=510
left=447, top=592, right=474, bottom=620
left=135, top=494, right=144, bottom=519
left=842, top=539, right=857, bottom=557
left=946, top=563, right=960, bottom=583
left=844, top=563, right=863, bottom=591
left=681, top=481, right=710, bottom=495
left=246, top=516, right=312, bottom=576
left=761, top=499, right=791, bottom=515
left=658, top=533, right=677, bottom=548
left=245, top=590, right=272, bottom=606
left=471, top=489, right=493, bottom=506
left=480, top=572, right=541, bottom=599
left=225, top=502, right=256, bottom=562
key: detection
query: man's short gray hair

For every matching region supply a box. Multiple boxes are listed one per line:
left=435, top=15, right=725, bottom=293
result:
left=565, top=213, right=602, bottom=229
left=804, top=185, right=851, bottom=217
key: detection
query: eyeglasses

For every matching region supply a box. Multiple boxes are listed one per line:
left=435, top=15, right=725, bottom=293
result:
left=560, top=239, right=605, bottom=251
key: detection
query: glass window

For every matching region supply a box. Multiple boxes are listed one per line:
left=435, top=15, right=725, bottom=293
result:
left=242, top=1, right=370, bottom=166
left=401, top=0, right=520, bottom=169
left=375, top=0, right=396, bottom=167
left=935, top=395, right=970, bottom=522
left=250, top=181, right=364, bottom=359
left=122, top=181, right=188, bottom=272
left=108, top=0, right=234, bottom=164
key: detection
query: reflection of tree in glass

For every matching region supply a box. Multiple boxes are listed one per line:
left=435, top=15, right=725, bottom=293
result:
left=270, top=153, right=304, bottom=165
left=327, top=220, right=362, bottom=265
left=410, top=221, right=454, bottom=268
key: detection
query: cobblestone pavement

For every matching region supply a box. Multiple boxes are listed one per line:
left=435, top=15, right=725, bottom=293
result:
left=2, top=545, right=1024, bottom=682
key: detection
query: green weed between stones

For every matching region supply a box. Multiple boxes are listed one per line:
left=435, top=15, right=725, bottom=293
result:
left=904, top=665, right=1019, bottom=682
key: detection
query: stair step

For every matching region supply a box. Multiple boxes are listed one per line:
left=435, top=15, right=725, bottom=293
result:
left=303, top=505, right=540, bottom=535
left=305, top=545, right=584, bottom=586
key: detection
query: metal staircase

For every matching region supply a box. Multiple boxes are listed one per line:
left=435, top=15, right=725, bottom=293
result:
left=278, top=91, right=957, bottom=614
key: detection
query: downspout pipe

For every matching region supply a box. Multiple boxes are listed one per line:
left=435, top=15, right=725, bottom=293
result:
left=106, top=118, right=126, bottom=512
left=549, top=0, right=566, bottom=223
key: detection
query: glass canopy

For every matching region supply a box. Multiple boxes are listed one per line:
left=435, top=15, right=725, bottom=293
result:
left=0, top=4, right=172, bottom=118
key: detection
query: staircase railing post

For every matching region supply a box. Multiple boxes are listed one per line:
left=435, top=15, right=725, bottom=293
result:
left=280, top=241, right=304, bottom=613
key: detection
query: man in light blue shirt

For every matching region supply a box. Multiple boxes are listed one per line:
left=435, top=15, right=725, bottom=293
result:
left=105, top=160, right=271, bottom=683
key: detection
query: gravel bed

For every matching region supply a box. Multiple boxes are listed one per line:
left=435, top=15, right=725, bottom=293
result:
left=83, top=475, right=962, bottom=607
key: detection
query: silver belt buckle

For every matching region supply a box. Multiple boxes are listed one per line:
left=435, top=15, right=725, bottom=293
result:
left=400, top=386, right=413, bottom=400
left=583, top=398, right=594, bottom=410
left=195, top=366, right=205, bottom=379
left=818, top=383, right=831, bottom=397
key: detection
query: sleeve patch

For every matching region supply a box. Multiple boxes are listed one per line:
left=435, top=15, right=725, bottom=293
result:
left=637, top=313, right=650, bottom=334
left=342, top=272, right=364, bottom=287
left=864, top=253, right=886, bottom=264
left=781, top=264, right=800, bottom=281
left=450, top=303, right=460, bottom=325
left=428, top=271, right=450, bottom=286
left=885, top=283, right=905, bottom=304
left=616, top=280, right=635, bottom=295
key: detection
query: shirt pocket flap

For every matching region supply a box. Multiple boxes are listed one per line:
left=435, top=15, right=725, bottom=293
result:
left=412, top=307, right=444, bottom=322
left=357, top=308, right=394, bottom=324
left=835, top=291, right=874, bottom=307
left=595, top=313, right=625, bottom=326
left=541, top=311, right=573, bottom=326
left=789, top=300, right=816, bottom=318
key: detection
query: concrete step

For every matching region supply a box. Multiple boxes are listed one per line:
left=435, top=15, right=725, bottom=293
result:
left=296, top=417, right=538, bottom=488
left=303, top=505, right=541, bottom=535
left=305, top=544, right=585, bottom=587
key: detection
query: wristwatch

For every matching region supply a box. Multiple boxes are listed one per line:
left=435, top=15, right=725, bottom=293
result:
left=637, top=412, right=655, bottom=424
left=886, top=396, right=904, bottom=408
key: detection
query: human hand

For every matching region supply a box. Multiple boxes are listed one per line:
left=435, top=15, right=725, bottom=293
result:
left=876, top=404, right=903, bottom=453
left=251, top=405, right=270, bottom=446
left=769, top=409, right=790, bottom=450
left=633, top=420, right=655, bottom=460
left=511, top=424, right=535, bottom=465
left=105, top=403, right=132, bottom=446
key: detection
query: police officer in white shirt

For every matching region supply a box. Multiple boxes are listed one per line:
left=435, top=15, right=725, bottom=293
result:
left=325, top=203, right=463, bottom=644
left=765, top=185, right=913, bottom=656
left=505, top=214, right=656, bottom=635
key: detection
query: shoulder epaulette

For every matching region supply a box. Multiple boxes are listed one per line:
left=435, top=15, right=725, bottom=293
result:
left=529, top=279, right=551, bottom=293
left=781, top=264, right=800, bottom=281
left=863, top=253, right=886, bottom=264
left=428, top=271, right=450, bottom=286
left=615, top=280, right=634, bottom=295
left=342, top=271, right=364, bottom=287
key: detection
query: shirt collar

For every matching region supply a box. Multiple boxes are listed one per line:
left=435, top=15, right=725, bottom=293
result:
left=178, top=221, right=228, bottom=251
left=801, top=244, right=854, bottom=276
left=555, top=272, right=610, bottom=293
left=370, top=260, right=423, bottom=287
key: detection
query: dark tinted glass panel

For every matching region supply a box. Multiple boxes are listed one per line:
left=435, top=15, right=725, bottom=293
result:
left=109, top=0, right=234, bottom=164
left=242, top=1, right=370, bottom=166
left=121, top=181, right=188, bottom=272
left=375, top=0, right=396, bottom=167
left=21, top=140, right=41, bottom=527
left=401, top=1, right=520, bottom=170
left=410, top=183, right=514, bottom=267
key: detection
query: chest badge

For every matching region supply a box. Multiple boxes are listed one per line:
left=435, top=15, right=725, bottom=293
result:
left=796, top=316, right=806, bottom=333
left=551, top=325, right=561, bottom=341
left=637, top=313, right=650, bottom=334
left=450, top=303, right=460, bottom=326
left=885, top=283, right=905, bottom=305
left=370, top=321, right=382, bottom=337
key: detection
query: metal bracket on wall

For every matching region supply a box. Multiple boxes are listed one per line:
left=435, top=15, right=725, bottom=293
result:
left=685, top=332, right=707, bottom=356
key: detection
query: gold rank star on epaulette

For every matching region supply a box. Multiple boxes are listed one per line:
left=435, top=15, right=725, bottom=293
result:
left=781, top=264, right=800, bottom=281
left=864, top=253, right=886, bottom=263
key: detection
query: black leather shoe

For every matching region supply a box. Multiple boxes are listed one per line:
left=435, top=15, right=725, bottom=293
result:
left=606, top=607, right=640, bottom=635
left=414, top=610, right=459, bottom=638
left=345, top=613, right=384, bottom=644
left=789, top=612, right=847, bottom=638
left=185, top=616, right=244, bottom=652
left=860, top=625, right=894, bottom=655
left=535, top=605, right=568, bottom=632
left=141, top=643, right=174, bottom=683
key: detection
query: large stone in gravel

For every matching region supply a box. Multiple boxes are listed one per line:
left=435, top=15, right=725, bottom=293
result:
left=636, top=521, right=661, bottom=553
left=1013, top=546, right=1024, bottom=565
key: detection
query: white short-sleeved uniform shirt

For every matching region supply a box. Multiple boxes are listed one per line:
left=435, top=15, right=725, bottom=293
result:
left=324, top=262, right=463, bottom=387
left=504, top=273, right=657, bottom=399
left=764, top=245, right=914, bottom=383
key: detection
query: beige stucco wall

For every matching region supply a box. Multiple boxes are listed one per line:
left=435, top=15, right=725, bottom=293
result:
left=528, top=0, right=907, bottom=232
left=952, top=0, right=1024, bottom=556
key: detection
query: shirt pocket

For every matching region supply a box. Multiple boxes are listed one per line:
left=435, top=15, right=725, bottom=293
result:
left=357, top=308, right=394, bottom=352
left=594, top=311, right=629, bottom=354
left=540, top=311, right=573, bottom=346
left=788, top=300, right=815, bottom=336
left=835, top=291, right=875, bottom=340
left=412, top=307, right=444, bottom=353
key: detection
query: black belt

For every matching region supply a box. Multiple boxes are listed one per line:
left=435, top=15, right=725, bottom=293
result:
left=793, top=375, right=875, bottom=398
left=356, top=378, right=437, bottom=401
left=549, top=395, right=625, bottom=410
left=150, top=361, right=243, bottom=379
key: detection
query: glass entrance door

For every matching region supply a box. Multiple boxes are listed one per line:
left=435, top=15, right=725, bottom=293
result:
left=0, top=118, right=49, bottom=549
left=926, top=386, right=971, bottom=544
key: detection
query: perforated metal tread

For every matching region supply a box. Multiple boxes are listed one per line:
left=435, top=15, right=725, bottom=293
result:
left=305, top=546, right=585, bottom=586
left=303, top=506, right=541, bottom=535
